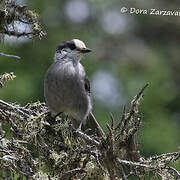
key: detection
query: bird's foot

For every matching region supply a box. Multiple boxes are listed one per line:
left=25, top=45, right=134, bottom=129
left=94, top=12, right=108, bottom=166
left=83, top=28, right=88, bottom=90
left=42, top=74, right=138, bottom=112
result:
left=76, top=127, right=82, bottom=132
left=75, top=121, right=83, bottom=132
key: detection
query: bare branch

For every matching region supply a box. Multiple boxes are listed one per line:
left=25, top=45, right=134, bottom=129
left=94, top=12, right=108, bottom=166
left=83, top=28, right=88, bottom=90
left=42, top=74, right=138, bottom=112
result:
left=0, top=52, right=21, bottom=60
left=116, top=158, right=155, bottom=169
left=115, top=105, right=126, bottom=131
left=0, top=99, right=29, bottom=119
left=120, top=166, right=128, bottom=180
left=75, top=129, right=101, bottom=147
left=132, top=83, right=150, bottom=103
left=168, top=166, right=180, bottom=177
left=110, top=113, right=115, bottom=129
left=3, top=30, right=33, bottom=38
left=60, top=168, right=85, bottom=179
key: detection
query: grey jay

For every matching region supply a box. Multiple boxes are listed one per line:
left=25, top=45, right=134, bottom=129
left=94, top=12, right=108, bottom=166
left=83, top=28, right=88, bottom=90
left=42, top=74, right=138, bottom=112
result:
left=44, top=39, right=104, bottom=136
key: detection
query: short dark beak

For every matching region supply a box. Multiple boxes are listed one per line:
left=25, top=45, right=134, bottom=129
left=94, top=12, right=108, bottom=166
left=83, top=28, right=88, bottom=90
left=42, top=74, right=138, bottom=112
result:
left=80, top=48, right=92, bottom=53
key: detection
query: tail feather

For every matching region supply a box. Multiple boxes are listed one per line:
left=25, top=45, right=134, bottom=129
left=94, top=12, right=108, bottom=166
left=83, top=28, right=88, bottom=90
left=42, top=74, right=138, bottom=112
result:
left=83, top=112, right=106, bottom=137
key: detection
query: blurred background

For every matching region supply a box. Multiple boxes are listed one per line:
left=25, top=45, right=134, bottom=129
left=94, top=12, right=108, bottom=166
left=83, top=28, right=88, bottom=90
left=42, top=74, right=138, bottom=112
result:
left=0, top=0, right=180, bottom=161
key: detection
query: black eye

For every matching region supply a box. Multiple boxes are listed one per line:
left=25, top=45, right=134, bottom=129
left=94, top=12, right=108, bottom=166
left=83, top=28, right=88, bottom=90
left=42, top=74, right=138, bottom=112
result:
left=56, top=40, right=76, bottom=52
left=67, top=41, right=76, bottom=50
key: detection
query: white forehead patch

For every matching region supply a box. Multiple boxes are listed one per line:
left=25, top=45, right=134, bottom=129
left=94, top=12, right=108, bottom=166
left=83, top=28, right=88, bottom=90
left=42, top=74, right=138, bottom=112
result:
left=73, top=39, right=86, bottom=49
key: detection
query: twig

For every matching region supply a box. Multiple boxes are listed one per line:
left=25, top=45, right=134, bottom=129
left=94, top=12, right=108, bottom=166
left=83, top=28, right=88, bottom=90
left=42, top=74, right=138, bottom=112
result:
left=116, top=158, right=155, bottom=169
left=133, top=83, right=149, bottom=103
left=116, top=83, right=149, bottom=139
left=120, top=166, right=128, bottom=180
left=60, top=168, right=84, bottom=179
left=17, top=106, right=33, bottom=115
left=149, top=152, right=180, bottom=161
left=129, top=83, right=149, bottom=116
left=13, top=140, right=28, bottom=144
left=126, top=171, right=135, bottom=178
left=106, top=123, right=115, bottom=154
left=119, top=106, right=128, bottom=135
left=11, top=163, right=33, bottom=177
left=78, top=149, right=109, bottom=177
left=110, top=113, right=115, bottom=129
left=168, top=166, right=180, bottom=177
left=92, top=151, right=108, bottom=175
left=0, top=99, right=29, bottom=119
left=115, top=105, right=126, bottom=131
left=3, top=30, right=33, bottom=38
left=0, top=149, right=14, bottom=155
left=75, top=129, right=101, bottom=147
left=126, top=116, right=142, bottom=141
left=0, top=52, right=21, bottom=60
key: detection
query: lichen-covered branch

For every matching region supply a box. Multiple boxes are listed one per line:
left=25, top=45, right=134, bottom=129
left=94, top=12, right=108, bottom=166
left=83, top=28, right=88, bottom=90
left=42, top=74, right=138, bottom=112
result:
left=0, top=84, right=180, bottom=179
left=0, top=0, right=46, bottom=39
left=0, top=72, right=16, bottom=88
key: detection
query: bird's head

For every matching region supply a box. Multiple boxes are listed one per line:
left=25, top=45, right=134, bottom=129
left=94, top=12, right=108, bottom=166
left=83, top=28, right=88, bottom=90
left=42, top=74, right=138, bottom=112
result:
left=55, top=39, right=91, bottom=61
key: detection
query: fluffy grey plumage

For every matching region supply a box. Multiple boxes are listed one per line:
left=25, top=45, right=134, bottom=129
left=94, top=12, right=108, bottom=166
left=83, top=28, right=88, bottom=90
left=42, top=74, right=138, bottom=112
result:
left=44, top=39, right=100, bottom=132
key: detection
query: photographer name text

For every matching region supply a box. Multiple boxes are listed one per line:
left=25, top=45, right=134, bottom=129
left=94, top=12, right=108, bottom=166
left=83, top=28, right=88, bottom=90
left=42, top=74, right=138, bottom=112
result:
left=121, top=7, right=180, bottom=17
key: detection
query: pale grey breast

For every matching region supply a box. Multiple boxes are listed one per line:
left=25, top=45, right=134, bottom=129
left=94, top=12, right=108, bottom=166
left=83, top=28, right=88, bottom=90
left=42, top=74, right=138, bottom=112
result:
left=44, top=60, right=92, bottom=120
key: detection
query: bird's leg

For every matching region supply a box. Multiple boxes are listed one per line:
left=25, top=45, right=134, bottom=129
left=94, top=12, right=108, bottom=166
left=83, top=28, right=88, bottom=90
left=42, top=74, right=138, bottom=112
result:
left=54, top=112, right=63, bottom=124
left=76, top=119, right=83, bottom=131
left=54, top=112, right=62, bottom=119
left=45, top=112, right=56, bottom=125
left=47, top=112, right=62, bottom=125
